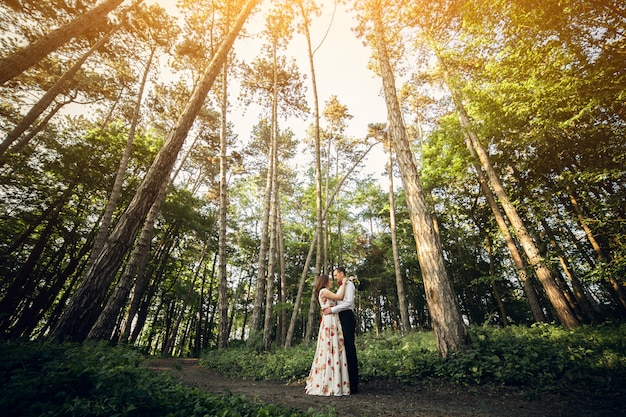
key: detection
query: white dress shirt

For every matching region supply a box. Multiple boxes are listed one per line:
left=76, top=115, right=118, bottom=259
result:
left=331, top=280, right=355, bottom=313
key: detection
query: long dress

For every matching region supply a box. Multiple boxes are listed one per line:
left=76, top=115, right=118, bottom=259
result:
left=305, top=291, right=351, bottom=396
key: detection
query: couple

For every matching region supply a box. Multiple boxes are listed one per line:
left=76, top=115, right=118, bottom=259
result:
left=305, top=267, right=358, bottom=396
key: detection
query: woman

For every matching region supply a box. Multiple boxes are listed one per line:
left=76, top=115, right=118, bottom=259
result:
left=305, top=274, right=351, bottom=396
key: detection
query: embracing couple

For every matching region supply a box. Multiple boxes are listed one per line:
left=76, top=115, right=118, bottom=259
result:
left=305, top=267, right=359, bottom=396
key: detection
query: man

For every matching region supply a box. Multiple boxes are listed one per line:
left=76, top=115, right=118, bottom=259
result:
left=323, top=266, right=358, bottom=394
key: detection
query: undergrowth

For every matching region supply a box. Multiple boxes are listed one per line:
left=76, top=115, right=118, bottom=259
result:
left=0, top=341, right=327, bottom=417
left=201, top=323, right=626, bottom=396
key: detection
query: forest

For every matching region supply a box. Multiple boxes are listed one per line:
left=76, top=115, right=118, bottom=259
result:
left=0, top=0, right=625, bottom=370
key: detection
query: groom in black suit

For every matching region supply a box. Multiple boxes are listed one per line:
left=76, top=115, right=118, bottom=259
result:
left=323, top=266, right=358, bottom=394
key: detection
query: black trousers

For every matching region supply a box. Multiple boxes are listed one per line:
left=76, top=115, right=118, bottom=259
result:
left=339, top=309, right=358, bottom=393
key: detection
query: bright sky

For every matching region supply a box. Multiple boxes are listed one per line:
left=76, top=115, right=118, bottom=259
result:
left=150, top=0, right=389, bottom=179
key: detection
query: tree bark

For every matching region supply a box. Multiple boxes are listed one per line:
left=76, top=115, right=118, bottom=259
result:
left=430, top=42, right=579, bottom=329
left=249, top=123, right=274, bottom=337
left=263, top=43, right=281, bottom=350
left=565, top=183, right=626, bottom=311
left=217, top=12, right=231, bottom=348
left=372, top=4, right=469, bottom=356
left=296, top=0, right=325, bottom=346
left=387, top=143, right=411, bottom=332
left=117, top=179, right=169, bottom=343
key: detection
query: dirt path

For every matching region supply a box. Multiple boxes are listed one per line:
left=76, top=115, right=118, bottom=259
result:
left=147, top=358, right=624, bottom=417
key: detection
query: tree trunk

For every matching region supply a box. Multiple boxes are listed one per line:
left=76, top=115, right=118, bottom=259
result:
left=0, top=0, right=128, bottom=85
left=50, top=0, right=259, bottom=343
left=217, top=22, right=231, bottom=348
left=541, top=218, right=599, bottom=323
left=387, top=144, right=411, bottom=332
left=296, top=0, right=325, bottom=346
left=565, top=183, right=626, bottom=311
left=277, top=213, right=287, bottom=345
left=249, top=123, right=274, bottom=337
left=464, top=134, right=546, bottom=322
left=463, top=125, right=579, bottom=328
left=465, top=133, right=579, bottom=328
left=0, top=185, right=73, bottom=332
left=0, top=26, right=120, bottom=158
left=8, top=235, right=91, bottom=338
left=117, top=180, right=169, bottom=343
left=372, top=5, right=468, bottom=356
left=263, top=50, right=280, bottom=350
left=85, top=46, right=155, bottom=280
left=485, top=235, right=509, bottom=326
left=432, top=44, right=579, bottom=329
left=2, top=99, right=66, bottom=160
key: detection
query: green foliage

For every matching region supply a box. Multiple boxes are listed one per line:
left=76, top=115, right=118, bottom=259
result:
left=201, top=344, right=314, bottom=383
left=201, top=324, right=626, bottom=396
left=0, top=341, right=324, bottom=417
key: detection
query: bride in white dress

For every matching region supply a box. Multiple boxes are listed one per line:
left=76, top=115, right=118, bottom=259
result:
left=305, top=274, right=351, bottom=396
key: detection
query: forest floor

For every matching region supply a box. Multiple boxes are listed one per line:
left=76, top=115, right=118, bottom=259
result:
left=147, top=358, right=625, bottom=417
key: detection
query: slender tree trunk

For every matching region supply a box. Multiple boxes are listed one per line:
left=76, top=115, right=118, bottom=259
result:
left=50, top=0, right=259, bottom=342
left=249, top=127, right=274, bottom=337
left=217, top=21, right=231, bottom=348
left=485, top=235, right=509, bottom=326
left=86, top=46, right=155, bottom=282
left=466, top=134, right=579, bottom=328
left=277, top=213, right=287, bottom=345
left=241, top=272, right=253, bottom=340
left=0, top=0, right=130, bottom=85
left=565, top=183, right=626, bottom=311
left=0, top=99, right=67, bottom=164
left=464, top=134, right=545, bottom=322
left=387, top=144, right=410, bottom=332
left=296, top=0, right=325, bottom=345
left=202, top=254, right=218, bottom=349
left=9, top=237, right=90, bottom=338
left=462, top=122, right=579, bottom=328
left=263, top=52, right=280, bottom=350
left=372, top=5, right=468, bottom=356
left=0, top=25, right=120, bottom=158
left=194, top=265, right=207, bottom=356
left=117, top=181, right=168, bottom=343
left=432, top=45, right=579, bottom=329
left=285, top=144, right=376, bottom=347
left=304, top=142, right=376, bottom=343
left=0, top=185, right=73, bottom=332
left=541, top=219, right=599, bottom=323
left=262, top=204, right=278, bottom=350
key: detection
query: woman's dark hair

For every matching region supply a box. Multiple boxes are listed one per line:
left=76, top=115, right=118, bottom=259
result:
left=313, top=274, right=331, bottom=300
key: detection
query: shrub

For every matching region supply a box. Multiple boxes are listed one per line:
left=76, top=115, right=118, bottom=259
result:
left=0, top=341, right=326, bottom=417
left=200, top=323, right=626, bottom=395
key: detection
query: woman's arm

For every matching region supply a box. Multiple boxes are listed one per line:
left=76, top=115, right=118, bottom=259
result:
left=320, top=277, right=347, bottom=301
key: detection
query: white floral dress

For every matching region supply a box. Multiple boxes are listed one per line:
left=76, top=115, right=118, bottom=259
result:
left=305, top=290, right=351, bottom=396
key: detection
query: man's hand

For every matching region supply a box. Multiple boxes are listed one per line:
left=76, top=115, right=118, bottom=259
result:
left=322, top=307, right=332, bottom=315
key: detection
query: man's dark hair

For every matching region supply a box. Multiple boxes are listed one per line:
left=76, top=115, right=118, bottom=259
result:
left=334, top=266, right=346, bottom=275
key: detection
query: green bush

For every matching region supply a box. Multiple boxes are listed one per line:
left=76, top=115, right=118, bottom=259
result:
left=200, top=323, right=626, bottom=395
left=0, top=341, right=325, bottom=417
